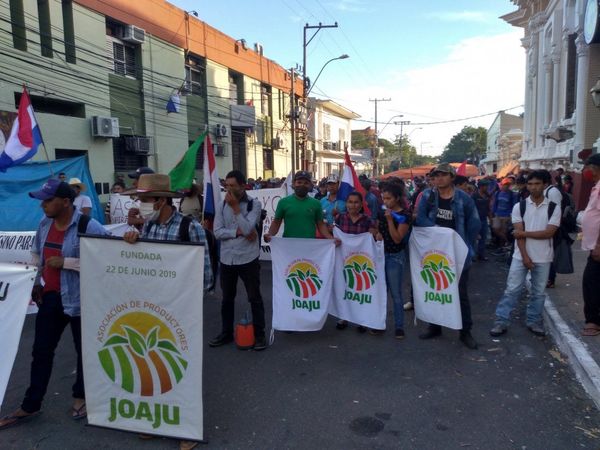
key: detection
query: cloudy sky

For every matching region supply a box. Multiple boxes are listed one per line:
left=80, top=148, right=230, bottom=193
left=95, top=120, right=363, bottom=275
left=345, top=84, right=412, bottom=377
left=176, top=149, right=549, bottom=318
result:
left=171, top=0, right=525, bottom=156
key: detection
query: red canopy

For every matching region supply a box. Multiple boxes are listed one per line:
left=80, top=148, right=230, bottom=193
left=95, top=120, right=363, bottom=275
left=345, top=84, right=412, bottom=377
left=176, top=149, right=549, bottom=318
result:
left=380, top=163, right=479, bottom=179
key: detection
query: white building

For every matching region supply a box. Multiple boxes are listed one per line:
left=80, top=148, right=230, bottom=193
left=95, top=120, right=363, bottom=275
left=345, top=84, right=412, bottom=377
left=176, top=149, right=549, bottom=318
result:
left=307, top=98, right=360, bottom=179
left=482, top=111, right=524, bottom=174
left=503, top=0, right=600, bottom=169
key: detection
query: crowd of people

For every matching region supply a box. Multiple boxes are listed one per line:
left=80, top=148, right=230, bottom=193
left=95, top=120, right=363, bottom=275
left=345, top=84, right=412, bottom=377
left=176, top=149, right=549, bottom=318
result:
left=2, top=155, right=600, bottom=450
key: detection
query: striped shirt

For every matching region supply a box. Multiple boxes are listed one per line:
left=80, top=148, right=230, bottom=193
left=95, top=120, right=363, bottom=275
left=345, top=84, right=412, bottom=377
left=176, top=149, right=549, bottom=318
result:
left=141, top=208, right=214, bottom=290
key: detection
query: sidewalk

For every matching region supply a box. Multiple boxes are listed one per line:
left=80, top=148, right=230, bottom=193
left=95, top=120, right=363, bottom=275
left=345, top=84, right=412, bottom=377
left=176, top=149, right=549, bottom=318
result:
left=544, top=240, right=600, bottom=409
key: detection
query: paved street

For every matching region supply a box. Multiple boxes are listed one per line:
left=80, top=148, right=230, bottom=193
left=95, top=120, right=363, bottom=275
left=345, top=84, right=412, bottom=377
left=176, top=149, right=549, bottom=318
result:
left=2, top=256, right=600, bottom=450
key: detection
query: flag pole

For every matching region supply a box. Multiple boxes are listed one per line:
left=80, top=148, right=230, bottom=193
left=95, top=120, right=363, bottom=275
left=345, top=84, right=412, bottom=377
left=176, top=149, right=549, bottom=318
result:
left=23, top=85, right=54, bottom=177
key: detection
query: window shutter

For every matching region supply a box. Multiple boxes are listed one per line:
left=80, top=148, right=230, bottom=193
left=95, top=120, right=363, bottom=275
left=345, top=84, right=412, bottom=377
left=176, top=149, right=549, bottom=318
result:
left=124, top=46, right=136, bottom=78
left=113, top=42, right=125, bottom=75
left=106, top=36, right=114, bottom=71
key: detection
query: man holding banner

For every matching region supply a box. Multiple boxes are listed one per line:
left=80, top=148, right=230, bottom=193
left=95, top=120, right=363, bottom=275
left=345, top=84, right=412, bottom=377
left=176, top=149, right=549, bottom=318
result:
left=415, top=163, right=480, bottom=350
left=0, top=179, right=107, bottom=429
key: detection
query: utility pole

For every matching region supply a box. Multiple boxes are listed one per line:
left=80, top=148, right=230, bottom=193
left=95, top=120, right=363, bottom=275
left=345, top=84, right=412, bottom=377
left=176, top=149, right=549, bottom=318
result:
left=369, top=97, right=391, bottom=175
left=290, top=68, right=296, bottom=174
left=303, top=22, right=338, bottom=172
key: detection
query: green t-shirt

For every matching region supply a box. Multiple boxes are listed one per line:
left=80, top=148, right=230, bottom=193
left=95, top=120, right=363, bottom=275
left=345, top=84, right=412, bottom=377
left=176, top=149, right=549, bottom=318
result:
left=274, top=194, right=324, bottom=238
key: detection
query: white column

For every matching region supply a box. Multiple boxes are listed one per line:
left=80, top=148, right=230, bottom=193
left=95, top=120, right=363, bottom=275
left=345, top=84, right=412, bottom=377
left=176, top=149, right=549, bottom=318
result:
left=574, top=33, right=590, bottom=155
left=543, top=57, right=553, bottom=129
left=521, top=35, right=533, bottom=157
left=551, top=48, right=561, bottom=127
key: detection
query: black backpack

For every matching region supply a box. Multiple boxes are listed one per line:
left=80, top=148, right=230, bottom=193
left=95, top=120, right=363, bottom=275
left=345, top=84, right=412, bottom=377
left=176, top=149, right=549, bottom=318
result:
left=545, top=185, right=578, bottom=235
left=519, top=199, right=557, bottom=224
left=77, top=214, right=91, bottom=234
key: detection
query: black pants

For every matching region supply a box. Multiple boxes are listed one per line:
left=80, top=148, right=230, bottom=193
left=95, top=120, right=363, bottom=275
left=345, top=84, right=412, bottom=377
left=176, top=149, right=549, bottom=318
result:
left=428, top=267, right=473, bottom=332
left=583, top=256, right=600, bottom=326
left=220, top=258, right=265, bottom=338
left=22, top=291, right=84, bottom=413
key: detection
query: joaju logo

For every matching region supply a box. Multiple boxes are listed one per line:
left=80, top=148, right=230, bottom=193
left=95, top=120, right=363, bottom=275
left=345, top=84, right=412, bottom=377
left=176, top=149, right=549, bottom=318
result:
left=420, top=252, right=456, bottom=304
left=286, top=261, right=322, bottom=312
left=343, top=254, right=376, bottom=305
left=99, top=311, right=186, bottom=428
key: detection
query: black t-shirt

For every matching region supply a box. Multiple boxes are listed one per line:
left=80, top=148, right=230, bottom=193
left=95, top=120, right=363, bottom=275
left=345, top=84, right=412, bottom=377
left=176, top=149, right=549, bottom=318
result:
left=435, top=196, right=455, bottom=229
left=378, top=210, right=411, bottom=253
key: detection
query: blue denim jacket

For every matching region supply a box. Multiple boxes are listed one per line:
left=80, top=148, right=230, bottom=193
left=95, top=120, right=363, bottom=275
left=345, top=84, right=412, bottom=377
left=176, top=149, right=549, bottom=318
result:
left=416, top=188, right=481, bottom=260
left=32, top=209, right=108, bottom=317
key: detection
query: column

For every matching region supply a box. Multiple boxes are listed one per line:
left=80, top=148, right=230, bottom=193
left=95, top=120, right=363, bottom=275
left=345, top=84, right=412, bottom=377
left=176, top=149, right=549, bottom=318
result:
left=551, top=48, right=561, bottom=127
left=575, top=33, right=590, bottom=155
left=543, top=56, right=553, bottom=129
left=521, top=35, right=533, bottom=156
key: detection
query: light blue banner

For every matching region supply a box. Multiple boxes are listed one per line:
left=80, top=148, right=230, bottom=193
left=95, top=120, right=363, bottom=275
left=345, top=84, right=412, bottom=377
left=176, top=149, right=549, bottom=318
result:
left=0, top=157, right=104, bottom=231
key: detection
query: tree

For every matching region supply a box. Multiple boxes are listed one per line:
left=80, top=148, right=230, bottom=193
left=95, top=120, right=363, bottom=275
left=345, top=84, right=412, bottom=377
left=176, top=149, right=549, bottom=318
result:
left=439, top=126, right=487, bottom=164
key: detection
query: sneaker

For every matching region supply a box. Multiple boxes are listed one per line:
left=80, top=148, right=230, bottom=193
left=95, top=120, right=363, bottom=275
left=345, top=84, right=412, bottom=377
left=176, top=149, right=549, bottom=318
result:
left=336, top=320, right=348, bottom=330
left=208, top=332, right=233, bottom=347
left=489, top=323, right=507, bottom=337
left=527, top=324, right=546, bottom=337
left=419, top=326, right=442, bottom=340
left=253, top=336, right=268, bottom=351
left=403, top=302, right=413, bottom=311
left=395, top=329, right=405, bottom=339
left=459, top=330, right=478, bottom=350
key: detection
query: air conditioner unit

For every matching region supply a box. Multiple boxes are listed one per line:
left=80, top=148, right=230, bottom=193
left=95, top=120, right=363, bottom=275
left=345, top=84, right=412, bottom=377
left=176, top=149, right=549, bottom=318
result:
left=271, top=136, right=284, bottom=149
left=125, top=136, right=152, bottom=154
left=214, top=124, right=228, bottom=137
left=213, top=143, right=227, bottom=156
left=120, top=25, right=145, bottom=44
left=91, top=116, right=120, bottom=138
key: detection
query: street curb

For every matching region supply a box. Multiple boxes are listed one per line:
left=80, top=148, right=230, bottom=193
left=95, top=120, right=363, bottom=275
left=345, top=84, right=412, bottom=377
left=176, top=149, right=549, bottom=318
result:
left=544, top=298, right=600, bottom=410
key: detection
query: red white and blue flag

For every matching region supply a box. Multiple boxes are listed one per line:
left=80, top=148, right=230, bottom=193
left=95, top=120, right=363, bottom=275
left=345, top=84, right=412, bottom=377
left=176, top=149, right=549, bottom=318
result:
left=202, top=134, right=222, bottom=217
left=0, top=89, right=43, bottom=172
left=337, top=149, right=371, bottom=216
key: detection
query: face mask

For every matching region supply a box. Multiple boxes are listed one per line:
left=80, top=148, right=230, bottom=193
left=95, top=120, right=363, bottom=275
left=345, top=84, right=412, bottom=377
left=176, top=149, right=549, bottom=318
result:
left=294, top=186, right=310, bottom=197
left=583, top=168, right=595, bottom=183
left=139, top=201, right=160, bottom=221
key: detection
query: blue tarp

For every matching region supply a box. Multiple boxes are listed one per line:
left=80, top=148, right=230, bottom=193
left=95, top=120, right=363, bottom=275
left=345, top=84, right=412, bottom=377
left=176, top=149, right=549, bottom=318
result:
left=0, top=157, right=105, bottom=231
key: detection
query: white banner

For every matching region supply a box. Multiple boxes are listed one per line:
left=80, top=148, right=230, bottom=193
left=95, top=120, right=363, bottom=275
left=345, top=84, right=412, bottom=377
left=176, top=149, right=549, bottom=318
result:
left=408, top=227, right=468, bottom=330
left=247, top=187, right=285, bottom=261
left=331, top=228, right=387, bottom=330
left=109, top=194, right=138, bottom=224
left=0, top=263, right=37, bottom=410
left=270, top=237, right=335, bottom=331
left=0, top=231, right=35, bottom=264
left=80, top=237, right=205, bottom=441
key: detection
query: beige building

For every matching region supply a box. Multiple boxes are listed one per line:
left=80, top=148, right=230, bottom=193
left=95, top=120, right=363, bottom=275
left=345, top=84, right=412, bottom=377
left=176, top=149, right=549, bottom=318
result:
left=503, top=0, right=600, bottom=169
left=482, top=111, right=524, bottom=174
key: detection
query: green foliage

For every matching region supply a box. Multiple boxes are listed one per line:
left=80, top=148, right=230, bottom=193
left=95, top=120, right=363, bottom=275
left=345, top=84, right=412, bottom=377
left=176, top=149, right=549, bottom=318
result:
left=439, top=126, right=487, bottom=164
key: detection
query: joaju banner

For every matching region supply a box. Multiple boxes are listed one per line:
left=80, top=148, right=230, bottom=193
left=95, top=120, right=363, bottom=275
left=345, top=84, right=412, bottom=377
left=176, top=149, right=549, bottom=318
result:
left=270, top=237, right=335, bottom=331
left=408, top=227, right=468, bottom=330
left=331, top=228, right=387, bottom=330
left=80, top=236, right=205, bottom=441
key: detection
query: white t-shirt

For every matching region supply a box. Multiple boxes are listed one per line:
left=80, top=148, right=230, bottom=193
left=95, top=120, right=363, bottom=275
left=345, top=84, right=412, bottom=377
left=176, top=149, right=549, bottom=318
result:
left=74, top=194, right=92, bottom=211
left=511, top=196, right=561, bottom=263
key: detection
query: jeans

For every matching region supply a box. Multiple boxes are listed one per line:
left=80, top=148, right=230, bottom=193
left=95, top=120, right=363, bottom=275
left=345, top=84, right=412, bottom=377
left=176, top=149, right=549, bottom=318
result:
left=220, top=258, right=265, bottom=338
left=22, top=291, right=84, bottom=413
left=583, top=256, right=600, bottom=325
left=477, top=219, right=489, bottom=258
left=428, top=267, right=473, bottom=332
left=494, top=258, right=551, bottom=327
left=385, top=251, right=406, bottom=330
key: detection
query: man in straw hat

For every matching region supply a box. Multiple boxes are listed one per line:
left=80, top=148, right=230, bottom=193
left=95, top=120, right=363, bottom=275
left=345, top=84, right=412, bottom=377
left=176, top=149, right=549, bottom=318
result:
left=123, top=173, right=212, bottom=450
left=68, top=177, right=92, bottom=216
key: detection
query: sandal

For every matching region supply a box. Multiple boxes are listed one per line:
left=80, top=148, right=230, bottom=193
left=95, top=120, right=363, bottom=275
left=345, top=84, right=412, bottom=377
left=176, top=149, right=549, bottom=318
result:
left=582, top=324, right=600, bottom=336
left=71, top=402, right=87, bottom=420
left=0, top=410, right=40, bottom=430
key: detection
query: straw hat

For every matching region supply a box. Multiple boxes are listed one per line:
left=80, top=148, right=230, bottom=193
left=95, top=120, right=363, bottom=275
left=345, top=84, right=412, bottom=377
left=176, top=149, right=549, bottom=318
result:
left=68, top=177, right=87, bottom=191
left=126, top=174, right=183, bottom=198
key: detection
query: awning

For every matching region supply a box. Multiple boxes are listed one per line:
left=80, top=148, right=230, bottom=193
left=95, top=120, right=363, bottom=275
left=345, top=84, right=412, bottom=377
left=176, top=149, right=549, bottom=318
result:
left=497, top=160, right=520, bottom=178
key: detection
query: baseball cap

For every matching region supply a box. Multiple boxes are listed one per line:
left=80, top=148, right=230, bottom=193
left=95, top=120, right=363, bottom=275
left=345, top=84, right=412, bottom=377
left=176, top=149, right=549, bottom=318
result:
left=29, top=179, right=75, bottom=201
left=293, top=170, right=312, bottom=182
left=585, top=153, right=600, bottom=167
left=128, top=166, right=155, bottom=179
left=500, top=178, right=512, bottom=186
left=326, top=173, right=339, bottom=183
left=431, top=163, right=456, bottom=176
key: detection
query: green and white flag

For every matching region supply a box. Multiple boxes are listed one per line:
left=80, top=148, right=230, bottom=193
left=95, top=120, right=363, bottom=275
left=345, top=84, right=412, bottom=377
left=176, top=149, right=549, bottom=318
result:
left=409, top=227, right=468, bottom=330
left=80, top=236, right=205, bottom=441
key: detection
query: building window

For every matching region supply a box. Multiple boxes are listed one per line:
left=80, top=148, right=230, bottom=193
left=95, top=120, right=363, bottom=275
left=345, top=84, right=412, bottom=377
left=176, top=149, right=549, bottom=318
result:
left=9, top=0, right=26, bottom=51
left=323, top=123, right=331, bottom=141
left=565, top=33, right=577, bottom=119
left=15, top=92, right=85, bottom=118
left=228, top=71, right=243, bottom=106
left=111, top=41, right=137, bottom=78
left=113, top=138, right=147, bottom=172
left=37, top=0, right=53, bottom=57
left=261, top=84, right=272, bottom=116
left=185, top=54, right=205, bottom=96
left=62, top=0, right=76, bottom=63
left=263, top=148, right=273, bottom=170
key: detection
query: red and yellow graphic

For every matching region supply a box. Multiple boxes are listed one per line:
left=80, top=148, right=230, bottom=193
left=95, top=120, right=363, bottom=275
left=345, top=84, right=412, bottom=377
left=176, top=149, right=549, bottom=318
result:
left=420, top=253, right=456, bottom=291
left=343, top=254, right=377, bottom=291
left=98, top=312, right=187, bottom=397
left=285, top=261, right=322, bottom=298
